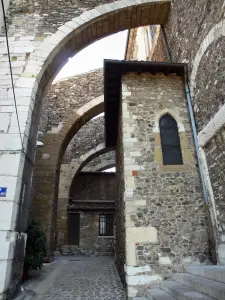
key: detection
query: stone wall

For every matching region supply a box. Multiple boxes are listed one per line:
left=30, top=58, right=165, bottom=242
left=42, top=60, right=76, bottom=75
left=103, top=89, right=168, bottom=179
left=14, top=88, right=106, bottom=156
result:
left=0, top=1, right=170, bottom=297
left=83, top=151, right=115, bottom=171
left=70, top=172, right=115, bottom=200
left=192, top=36, right=225, bottom=131
left=150, top=29, right=168, bottom=62
left=57, top=172, right=115, bottom=248
left=204, top=127, right=225, bottom=260
left=63, top=116, right=104, bottom=164
left=120, top=72, right=209, bottom=298
left=61, top=211, right=115, bottom=256
left=5, top=0, right=118, bottom=36
left=39, top=69, right=103, bottom=134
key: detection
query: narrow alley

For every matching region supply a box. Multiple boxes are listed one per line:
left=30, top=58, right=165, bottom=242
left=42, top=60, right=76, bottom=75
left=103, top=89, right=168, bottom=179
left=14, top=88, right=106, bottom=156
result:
left=19, top=257, right=126, bottom=300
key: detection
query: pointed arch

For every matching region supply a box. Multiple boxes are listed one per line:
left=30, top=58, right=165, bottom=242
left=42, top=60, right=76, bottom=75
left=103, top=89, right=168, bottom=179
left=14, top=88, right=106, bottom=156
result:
left=159, top=113, right=183, bottom=165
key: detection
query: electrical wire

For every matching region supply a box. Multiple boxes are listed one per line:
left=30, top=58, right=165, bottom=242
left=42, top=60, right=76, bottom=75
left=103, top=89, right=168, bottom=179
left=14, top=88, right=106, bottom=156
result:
left=1, top=0, right=51, bottom=205
left=1, top=0, right=23, bottom=149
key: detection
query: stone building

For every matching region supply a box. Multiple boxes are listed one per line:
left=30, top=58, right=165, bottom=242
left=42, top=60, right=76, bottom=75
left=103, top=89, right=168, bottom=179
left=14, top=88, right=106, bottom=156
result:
left=0, top=0, right=225, bottom=299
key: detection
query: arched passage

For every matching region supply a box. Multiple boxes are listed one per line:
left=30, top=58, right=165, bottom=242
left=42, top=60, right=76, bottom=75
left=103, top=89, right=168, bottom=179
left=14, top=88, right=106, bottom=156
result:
left=57, top=145, right=114, bottom=248
left=30, top=0, right=170, bottom=253
left=32, top=96, right=104, bottom=251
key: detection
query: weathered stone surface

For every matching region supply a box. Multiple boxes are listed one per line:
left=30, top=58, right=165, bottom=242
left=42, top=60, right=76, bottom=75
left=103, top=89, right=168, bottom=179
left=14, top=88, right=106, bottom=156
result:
left=57, top=172, right=115, bottom=252
left=39, top=69, right=103, bottom=134
left=118, top=72, right=210, bottom=295
left=192, top=37, right=225, bottom=131
left=205, top=127, right=225, bottom=253
left=59, top=211, right=115, bottom=256
left=62, top=117, right=105, bottom=164
left=70, top=172, right=115, bottom=200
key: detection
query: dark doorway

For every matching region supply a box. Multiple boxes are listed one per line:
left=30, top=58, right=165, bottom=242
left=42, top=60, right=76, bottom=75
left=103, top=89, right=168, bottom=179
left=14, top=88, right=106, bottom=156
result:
left=67, top=213, right=80, bottom=245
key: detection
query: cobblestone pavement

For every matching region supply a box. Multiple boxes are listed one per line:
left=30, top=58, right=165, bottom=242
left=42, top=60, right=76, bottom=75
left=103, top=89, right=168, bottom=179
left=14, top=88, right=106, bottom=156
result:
left=22, top=256, right=126, bottom=300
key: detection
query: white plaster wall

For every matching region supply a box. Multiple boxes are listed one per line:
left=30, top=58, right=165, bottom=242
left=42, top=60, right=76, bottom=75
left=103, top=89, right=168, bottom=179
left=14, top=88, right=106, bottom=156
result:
left=0, top=0, right=10, bottom=29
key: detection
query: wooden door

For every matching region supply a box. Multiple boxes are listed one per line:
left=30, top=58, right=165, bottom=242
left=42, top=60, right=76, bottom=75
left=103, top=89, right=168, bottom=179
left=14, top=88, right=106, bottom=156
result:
left=67, top=213, right=80, bottom=245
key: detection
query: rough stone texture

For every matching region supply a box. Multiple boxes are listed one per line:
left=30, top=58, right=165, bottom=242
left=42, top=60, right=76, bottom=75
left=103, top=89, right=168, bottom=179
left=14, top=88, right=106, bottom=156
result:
left=39, top=69, right=103, bottom=134
left=1, top=0, right=225, bottom=297
left=5, top=0, right=119, bottom=36
left=16, top=257, right=126, bottom=300
left=165, top=0, right=224, bottom=71
left=83, top=151, right=116, bottom=171
left=70, top=172, right=115, bottom=200
left=60, top=212, right=115, bottom=256
left=150, top=29, right=168, bottom=62
left=120, top=72, right=210, bottom=296
left=192, top=37, right=225, bottom=131
left=62, top=116, right=105, bottom=164
left=0, top=1, right=170, bottom=297
left=205, top=127, right=225, bottom=252
left=57, top=172, right=115, bottom=251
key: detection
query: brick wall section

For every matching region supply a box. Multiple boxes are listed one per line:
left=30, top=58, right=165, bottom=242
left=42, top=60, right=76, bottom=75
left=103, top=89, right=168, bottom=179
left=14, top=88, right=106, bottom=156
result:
left=120, top=73, right=209, bottom=295
left=39, top=69, right=103, bottom=134
left=205, top=127, right=225, bottom=254
left=70, top=172, right=115, bottom=200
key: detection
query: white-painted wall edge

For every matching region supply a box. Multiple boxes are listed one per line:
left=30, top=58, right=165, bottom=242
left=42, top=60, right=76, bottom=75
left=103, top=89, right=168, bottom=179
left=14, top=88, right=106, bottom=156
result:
left=125, top=265, right=152, bottom=276
left=126, top=274, right=162, bottom=285
left=198, top=103, right=225, bottom=147
left=0, top=0, right=10, bottom=29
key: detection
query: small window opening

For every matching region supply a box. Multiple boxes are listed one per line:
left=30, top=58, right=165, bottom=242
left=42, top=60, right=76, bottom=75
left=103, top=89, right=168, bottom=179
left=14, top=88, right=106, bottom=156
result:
left=99, top=214, right=113, bottom=236
left=159, top=114, right=183, bottom=165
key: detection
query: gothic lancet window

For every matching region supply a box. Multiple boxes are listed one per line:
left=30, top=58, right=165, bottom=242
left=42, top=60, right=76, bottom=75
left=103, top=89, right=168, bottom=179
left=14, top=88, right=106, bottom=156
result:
left=159, top=114, right=183, bottom=165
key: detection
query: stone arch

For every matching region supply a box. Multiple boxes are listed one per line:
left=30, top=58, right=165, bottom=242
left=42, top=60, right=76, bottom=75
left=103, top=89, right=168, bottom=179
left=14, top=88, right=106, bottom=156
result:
left=57, top=144, right=113, bottom=247
left=153, top=108, right=185, bottom=133
left=190, top=19, right=225, bottom=96
left=32, top=96, right=104, bottom=251
left=29, top=0, right=170, bottom=252
left=83, top=161, right=115, bottom=172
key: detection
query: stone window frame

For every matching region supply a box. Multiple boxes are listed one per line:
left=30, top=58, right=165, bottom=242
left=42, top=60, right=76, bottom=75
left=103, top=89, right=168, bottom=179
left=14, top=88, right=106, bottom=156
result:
left=153, top=109, right=194, bottom=172
left=159, top=113, right=183, bottom=166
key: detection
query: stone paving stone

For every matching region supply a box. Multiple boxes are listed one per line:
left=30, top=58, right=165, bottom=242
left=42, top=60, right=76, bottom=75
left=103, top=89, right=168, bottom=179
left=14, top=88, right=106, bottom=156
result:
left=37, top=256, right=126, bottom=300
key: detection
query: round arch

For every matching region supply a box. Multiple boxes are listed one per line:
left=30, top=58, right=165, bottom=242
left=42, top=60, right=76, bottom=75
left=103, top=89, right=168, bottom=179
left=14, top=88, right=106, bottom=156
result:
left=29, top=0, right=171, bottom=251
left=57, top=145, right=114, bottom=247
left=83, top=161, right=115, bottom=172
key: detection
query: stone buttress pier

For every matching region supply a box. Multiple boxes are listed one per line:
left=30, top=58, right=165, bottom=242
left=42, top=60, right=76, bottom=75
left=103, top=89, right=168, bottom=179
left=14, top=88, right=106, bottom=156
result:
left=104, top=60, right=210, bottom=298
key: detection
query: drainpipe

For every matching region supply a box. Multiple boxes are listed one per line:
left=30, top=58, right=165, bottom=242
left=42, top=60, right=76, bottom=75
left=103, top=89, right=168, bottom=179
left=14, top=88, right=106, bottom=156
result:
left=184, top=66, right=208, bottom=204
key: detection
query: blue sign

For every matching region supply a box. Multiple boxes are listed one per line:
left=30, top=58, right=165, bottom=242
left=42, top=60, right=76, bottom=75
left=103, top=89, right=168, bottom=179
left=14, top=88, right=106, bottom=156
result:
left=0, top=187, right=7, bottom=197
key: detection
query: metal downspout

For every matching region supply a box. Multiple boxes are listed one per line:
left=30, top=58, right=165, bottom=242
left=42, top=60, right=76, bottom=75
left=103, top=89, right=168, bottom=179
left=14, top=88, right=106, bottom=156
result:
left=184, top=66, right=208, bottom=204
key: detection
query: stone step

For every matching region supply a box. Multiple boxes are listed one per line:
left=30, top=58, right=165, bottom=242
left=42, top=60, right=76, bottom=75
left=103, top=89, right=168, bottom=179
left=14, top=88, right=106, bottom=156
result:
left=145, top=288, right=176, bottom=300
left=186, top=265, right=225, bottom=284
left=172, top=273, right=225, bottom=300
left=160, top=280, right=213, bottom=300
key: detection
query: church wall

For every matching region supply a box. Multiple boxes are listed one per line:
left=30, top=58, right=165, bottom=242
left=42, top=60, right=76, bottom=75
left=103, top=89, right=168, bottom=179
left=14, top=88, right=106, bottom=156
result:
left=119, top=72, right=209, bottom=298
